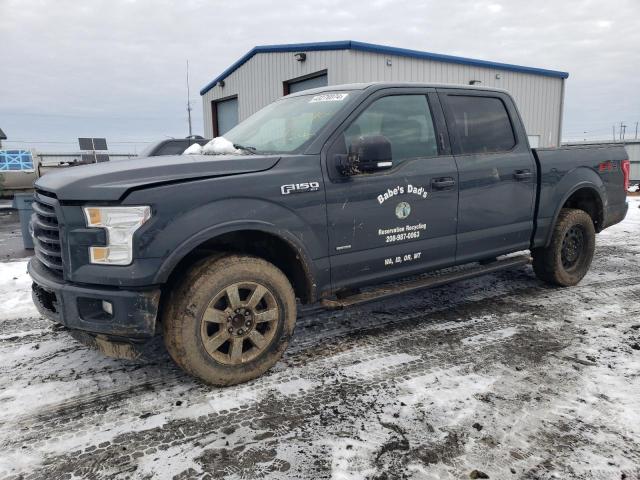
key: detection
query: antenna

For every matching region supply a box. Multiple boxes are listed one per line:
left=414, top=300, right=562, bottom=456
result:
left=186, top=60, right=193, bottom=137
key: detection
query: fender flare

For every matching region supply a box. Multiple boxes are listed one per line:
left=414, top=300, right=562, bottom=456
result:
left=544, top=180, right=605, bottom=247
left=153, top=219, right=318, bottom=297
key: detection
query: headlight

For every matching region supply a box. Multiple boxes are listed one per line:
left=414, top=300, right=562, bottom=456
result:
left=83, top=206, right=151, bottom=265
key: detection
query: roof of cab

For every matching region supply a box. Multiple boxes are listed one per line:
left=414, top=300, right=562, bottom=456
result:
left=200, top=40, right=569, bottom=96
left=283, top=81, right=510, bottom=99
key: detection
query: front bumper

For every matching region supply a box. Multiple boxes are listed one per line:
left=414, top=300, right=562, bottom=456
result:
left=28, top=258, right=161, bottom=339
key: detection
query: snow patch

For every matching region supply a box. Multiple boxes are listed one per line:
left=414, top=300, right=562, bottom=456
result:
left=340, top=353, right=419, bottom=378
left=0, top=259, right=38, bottom=321
left=461, top=326, right=519, bottom=345
left=327, top=437, right=383, bottom=480
left=182, top=142, right=203, bottom=155
left=208, top=388, right=260, bottom=412
left=201, top=137, right=242, bottom=155
left=274, top=377, right=320, bottom=396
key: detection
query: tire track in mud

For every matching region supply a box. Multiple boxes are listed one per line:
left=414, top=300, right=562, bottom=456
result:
left=3, top=276, right=640, bottom=479
left=3, top=273, right=640, bottom=434
left=2, top=271, right=632, bottom=420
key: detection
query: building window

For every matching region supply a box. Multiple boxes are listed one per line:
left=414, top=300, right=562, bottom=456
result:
left=212, top=96, right=239, bottom=137
left=283, top=70, right=328, bottom=96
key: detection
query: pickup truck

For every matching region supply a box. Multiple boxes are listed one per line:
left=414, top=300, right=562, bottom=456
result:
left=28, top=83, right=630, bottom=385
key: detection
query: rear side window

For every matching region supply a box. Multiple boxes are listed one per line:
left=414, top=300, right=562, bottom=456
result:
left=446, top=95, right=516, bottom=154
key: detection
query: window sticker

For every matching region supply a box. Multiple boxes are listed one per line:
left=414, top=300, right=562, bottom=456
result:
left=309, top=93, right=349, bottom=103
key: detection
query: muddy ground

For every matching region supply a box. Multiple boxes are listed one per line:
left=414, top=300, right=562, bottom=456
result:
left=0, top=199, right=639, bottom=480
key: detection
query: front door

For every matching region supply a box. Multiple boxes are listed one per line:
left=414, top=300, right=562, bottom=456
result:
left=323, top=89, right=459, bottom=291
left=438, top=90, right=536, bottom=263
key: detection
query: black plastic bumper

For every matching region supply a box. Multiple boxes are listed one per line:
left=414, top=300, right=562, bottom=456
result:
left=603, top=202, right=629, bottom=229
left=28, top=258, right=161, bottom=339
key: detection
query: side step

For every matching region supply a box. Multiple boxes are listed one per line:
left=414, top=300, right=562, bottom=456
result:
left=320, top=254, right=531, bottom=310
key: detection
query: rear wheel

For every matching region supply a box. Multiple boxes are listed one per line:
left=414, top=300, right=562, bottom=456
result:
left=163, top=254, right=297, bottom=385
left=532, top=208, right=595, bottom=286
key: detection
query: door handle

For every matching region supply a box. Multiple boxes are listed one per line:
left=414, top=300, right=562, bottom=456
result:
left=513, top=169, right=532, bottom=180
left=431, top=177, right=456, bottom=189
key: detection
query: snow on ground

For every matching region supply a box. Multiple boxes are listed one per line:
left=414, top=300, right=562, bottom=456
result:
left=0, top=199, right=639, bottom=480
left=0, top=260, right=38, bottom=321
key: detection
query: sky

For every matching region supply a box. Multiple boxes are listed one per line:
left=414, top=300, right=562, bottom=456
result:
left=1, top=0, right=639, bottom=152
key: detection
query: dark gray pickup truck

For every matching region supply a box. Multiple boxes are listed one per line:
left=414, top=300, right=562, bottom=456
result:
left=28, top=83, right=630, bottom=385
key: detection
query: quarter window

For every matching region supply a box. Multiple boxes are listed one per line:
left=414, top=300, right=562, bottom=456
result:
left=446, top=95, right=516, bottom=154
left=344, top=95, right=438, bottom=163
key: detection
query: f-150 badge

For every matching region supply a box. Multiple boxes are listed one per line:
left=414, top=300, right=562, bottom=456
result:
left=281, top=182, right=320, bottom=195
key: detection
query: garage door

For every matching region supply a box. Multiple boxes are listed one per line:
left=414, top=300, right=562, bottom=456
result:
left=215, top=97, right=239, bottom=136
left=288, top=74, right=328, bottom=94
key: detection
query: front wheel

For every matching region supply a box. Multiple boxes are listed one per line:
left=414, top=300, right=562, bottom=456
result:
left=163, top=254, right=297, bottom=385
left=532, top=208, right=596, bottom=287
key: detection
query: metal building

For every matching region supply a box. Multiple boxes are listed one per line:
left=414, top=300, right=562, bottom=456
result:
left=200, top=40, right=568, bottom=147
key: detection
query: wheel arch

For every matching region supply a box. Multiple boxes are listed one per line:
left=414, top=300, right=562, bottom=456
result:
left=156, top=221, right=318, bottom=304
left=546, top=182, right=605, bottom=246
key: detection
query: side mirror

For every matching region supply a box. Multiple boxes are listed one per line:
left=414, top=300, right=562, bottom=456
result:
left=335, top=135, right=393, bottom=176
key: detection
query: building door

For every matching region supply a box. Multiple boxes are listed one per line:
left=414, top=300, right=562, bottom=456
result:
left=439, top=89, right=536, bottom=263
left=323, top=90, right=459, bottom=290
left=286, top=72, right=328, bottom=95
left=213, top=97, right=239, bottom=136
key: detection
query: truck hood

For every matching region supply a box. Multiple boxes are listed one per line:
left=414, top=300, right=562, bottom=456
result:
left=35, top=154, right=280, bottom=201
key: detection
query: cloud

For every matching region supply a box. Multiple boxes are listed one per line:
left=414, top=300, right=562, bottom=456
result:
left=0, top=0, right=638, bottom=150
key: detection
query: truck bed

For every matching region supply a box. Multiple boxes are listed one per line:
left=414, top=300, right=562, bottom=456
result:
left=532, top=143, right=629, bottom=247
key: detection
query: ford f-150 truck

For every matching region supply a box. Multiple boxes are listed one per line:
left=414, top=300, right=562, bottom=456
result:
left=28, top=83, right=630, bottom=385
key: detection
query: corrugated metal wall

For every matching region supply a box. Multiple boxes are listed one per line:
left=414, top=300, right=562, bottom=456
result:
left=624, top=142, right=640, bottom=181
left=202, top=49, right=565, bottom=147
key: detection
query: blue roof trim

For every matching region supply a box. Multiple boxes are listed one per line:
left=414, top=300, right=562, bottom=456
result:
left=200, top=40, right=569, bottom=96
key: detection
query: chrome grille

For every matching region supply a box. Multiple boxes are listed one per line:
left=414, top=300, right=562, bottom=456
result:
left=32, top=191, right=64, bottom=276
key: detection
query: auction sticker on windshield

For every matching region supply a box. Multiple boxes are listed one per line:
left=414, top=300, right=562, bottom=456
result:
left=309, top=93, right=349, bottom=103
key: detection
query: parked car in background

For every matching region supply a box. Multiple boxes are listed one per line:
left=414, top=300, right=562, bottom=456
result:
left=138, top=136, right=210, bottom=157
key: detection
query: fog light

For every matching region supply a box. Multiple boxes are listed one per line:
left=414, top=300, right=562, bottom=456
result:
left=102, top=300, right=113, bottom=316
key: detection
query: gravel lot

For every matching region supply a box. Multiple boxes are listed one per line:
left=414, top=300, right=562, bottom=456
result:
left=1, top=199, right=639, bottom=480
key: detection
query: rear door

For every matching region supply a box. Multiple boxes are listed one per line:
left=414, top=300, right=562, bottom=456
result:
left=438, top=89, right=536, bottom=263
left=323, top=88, right=459, bottom=290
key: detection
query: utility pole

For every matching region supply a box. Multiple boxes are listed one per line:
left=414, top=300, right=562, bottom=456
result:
left=186, top=60, right=193, bottom=138
left=612, top=125, right=616, bottom=141
left=635, top=121, right=638, bottom=140
left=620, top=121, right=626, bottom=142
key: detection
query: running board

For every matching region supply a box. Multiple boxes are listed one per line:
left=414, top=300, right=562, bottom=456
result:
left=320, top=255, right=532, bottom=310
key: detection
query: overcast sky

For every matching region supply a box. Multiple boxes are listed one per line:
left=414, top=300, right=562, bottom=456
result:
left=1, top=0, right=639, bottom=152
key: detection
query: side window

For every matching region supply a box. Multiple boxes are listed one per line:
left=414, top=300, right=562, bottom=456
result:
left=445, top=95, right=516, bottom=154
left=343, top=95, right=438, bottom=163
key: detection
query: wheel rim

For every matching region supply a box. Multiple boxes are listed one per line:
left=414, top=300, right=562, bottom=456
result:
left=200, top=281, right=280, bottom=365
left=561, top=224, right=585, bottom=269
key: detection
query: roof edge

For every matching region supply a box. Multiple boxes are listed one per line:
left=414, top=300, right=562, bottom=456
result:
left=200, top=40, right=569, bottom=96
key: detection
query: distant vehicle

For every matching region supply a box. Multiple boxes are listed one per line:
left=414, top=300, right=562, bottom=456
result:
left=0, top=150, right=36, bottom=196
left=29, top=83, right=629, bottom=386
left=138, top=137, right=210, bottom=157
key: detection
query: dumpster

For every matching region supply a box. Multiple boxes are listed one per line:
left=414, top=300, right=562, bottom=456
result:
left=12, top=192, right=34, bottom=249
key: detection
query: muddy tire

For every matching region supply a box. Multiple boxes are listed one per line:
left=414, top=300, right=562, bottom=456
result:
left=532, top=208, right=595, bottom=287
left=163, top=254, right=297, bottom=386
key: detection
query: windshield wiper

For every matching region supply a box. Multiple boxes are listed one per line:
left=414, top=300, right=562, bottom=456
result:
left=233, top=143, right=258, bottom=154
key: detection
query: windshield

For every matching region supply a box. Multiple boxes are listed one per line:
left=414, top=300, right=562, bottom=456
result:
left=223, top=92, right=351, bottom=153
